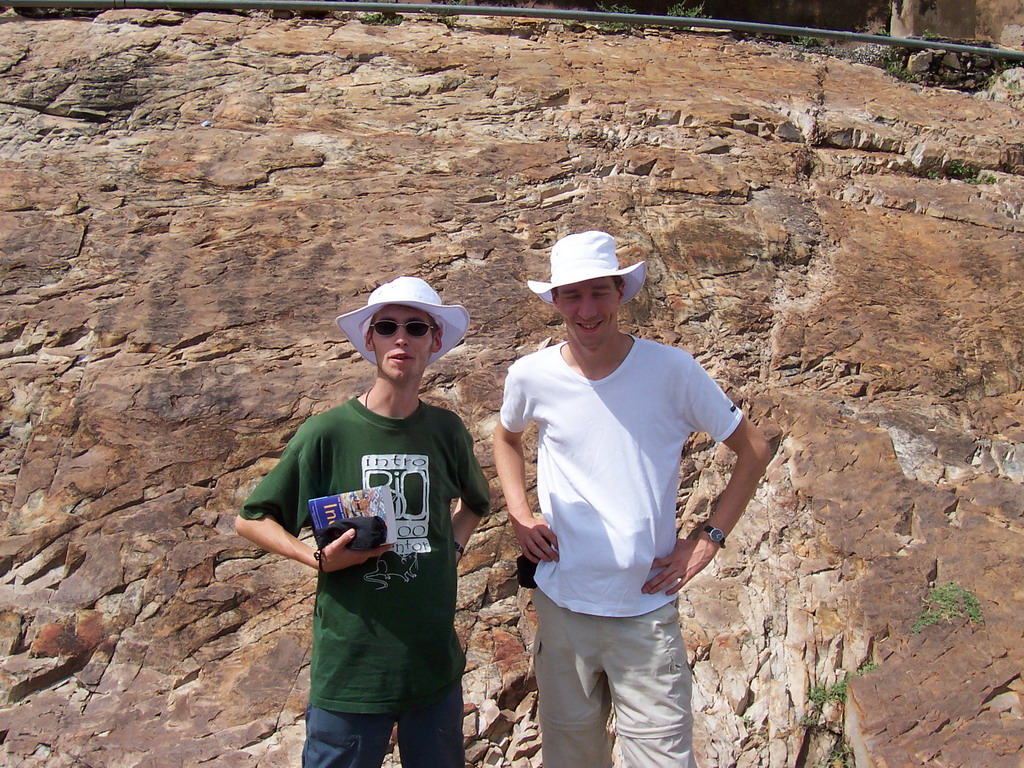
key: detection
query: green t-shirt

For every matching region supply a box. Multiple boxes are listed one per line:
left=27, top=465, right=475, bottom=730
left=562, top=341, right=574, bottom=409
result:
left=240, top=398, right=490, bottom=713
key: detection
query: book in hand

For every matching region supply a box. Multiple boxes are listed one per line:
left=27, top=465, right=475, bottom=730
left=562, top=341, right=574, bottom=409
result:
left=308, top=486, right=397, bottom=551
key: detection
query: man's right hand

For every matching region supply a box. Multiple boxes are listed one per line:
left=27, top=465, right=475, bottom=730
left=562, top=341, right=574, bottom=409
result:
left=317, top=528, right=393, bottom=572
left=493, top=423, right=558, bottom=563
left=511, top=514, right=559, bottom=563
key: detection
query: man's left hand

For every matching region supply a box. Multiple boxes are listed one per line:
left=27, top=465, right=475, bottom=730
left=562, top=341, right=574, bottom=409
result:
left=318, top=528, right=393, bottom=572
left=642, top=536, right=721, bottom=595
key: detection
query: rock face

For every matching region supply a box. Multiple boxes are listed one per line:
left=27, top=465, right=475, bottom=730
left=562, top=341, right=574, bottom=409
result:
left=890, top=0, right=1024, bottom=45
left=1, top=8, right=1022, bottom=768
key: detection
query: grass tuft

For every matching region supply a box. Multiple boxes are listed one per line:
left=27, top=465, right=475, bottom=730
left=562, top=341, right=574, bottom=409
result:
left=360, top=11, right=403, bottom=26
left=912, top=581, right=984, bottom=632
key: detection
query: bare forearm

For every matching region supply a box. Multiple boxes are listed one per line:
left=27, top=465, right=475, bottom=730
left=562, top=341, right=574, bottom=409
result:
left=493, top=424, right=534, bottom=523
left=647, top=418, right=771, bottom=594
left=707, top=416, right=772, bottom=534
left=493, top=422, right=559, bottom=561
left=235, top=514, right=318, bottom=570
left=451, top=501, right=483, bottom=550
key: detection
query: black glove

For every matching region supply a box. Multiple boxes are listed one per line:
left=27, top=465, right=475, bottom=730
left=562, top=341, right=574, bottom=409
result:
left=320, top=517, right=388, bottom=550
left=516, top=555, right=538, bottom=588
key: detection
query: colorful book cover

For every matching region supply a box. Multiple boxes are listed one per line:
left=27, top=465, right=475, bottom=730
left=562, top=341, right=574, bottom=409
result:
left=308, top=486, right=397, bottom=549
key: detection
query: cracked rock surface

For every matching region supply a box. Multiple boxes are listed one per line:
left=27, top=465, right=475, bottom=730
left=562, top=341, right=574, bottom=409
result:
left=1, top=8, right=1022, bottom=768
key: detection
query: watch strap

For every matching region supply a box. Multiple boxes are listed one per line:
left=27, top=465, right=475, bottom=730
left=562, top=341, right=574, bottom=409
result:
left=704, top=525, right=727, bottom=548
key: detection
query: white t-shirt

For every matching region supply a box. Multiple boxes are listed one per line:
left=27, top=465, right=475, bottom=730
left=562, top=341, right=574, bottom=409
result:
left=500, top=337, right=742, bottom=617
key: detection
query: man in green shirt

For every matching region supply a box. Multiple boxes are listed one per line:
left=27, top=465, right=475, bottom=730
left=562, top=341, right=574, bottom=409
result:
left=236, top=276, right=491, bottom=768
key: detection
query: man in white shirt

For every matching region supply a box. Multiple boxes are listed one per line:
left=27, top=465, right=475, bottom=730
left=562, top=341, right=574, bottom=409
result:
left=493, top=231, right=772, bottom=768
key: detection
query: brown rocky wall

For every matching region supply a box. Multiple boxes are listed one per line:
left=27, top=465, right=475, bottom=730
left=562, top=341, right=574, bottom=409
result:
left=1, top=8, right=1023, bottom=768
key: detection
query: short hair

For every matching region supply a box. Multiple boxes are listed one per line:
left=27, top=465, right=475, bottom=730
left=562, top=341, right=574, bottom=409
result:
left=550, top=275, right=624, bottom=300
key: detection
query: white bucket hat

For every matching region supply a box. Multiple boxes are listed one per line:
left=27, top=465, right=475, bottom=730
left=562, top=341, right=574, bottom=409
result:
left=335, top=276, right=470, bottom=366
left=527, top=231, right=646, bottom=304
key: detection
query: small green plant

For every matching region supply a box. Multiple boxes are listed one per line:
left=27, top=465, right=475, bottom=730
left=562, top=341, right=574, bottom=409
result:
left=796, top=36, right=824, bottom=47
left=982, top=60, right=1015, bottom=92
left=885, top=61, right=914, bottom=81
left=666, top=2, right=706, bottom=17
left=912, top=581, right=983, bottom=632
left=433, top=0, right=465, bottom=27
left=595, top=1, right=639, bottom=33
left=879, top=48, right=916, bottom=82
left=803, top=661, right=879, bottom=727
left=801, top=661, right=878, bottom=766
left=948, top=160, right=977, bottom=180
left=594, top=1, right=705, bottom=33
left=802, top=663, right=876, bottom=765
left=946, top=160, right=997, bottom=185
left=825, top=739, right=854, bottom=767
left=360, top=11, right=403, bottom=25
left=803, top=679, right=846, bottom=726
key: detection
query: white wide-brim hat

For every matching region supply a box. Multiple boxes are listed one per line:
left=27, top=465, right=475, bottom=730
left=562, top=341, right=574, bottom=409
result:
left=335, top=276, right=470, bottom=366
left=527, top=231, right=646, bottom=304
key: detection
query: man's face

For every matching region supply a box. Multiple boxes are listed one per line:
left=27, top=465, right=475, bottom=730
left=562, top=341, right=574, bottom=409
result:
left=365, top=304, right=442, bottom=384
left=550, top=276, right=625, bottom=351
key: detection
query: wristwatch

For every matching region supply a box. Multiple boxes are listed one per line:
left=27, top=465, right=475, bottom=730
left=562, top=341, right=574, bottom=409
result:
left=704, top=525, right=727, bottom=548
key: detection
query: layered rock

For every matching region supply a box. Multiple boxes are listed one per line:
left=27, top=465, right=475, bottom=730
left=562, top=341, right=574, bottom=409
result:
left=1, top=8, right=1022, bottom=767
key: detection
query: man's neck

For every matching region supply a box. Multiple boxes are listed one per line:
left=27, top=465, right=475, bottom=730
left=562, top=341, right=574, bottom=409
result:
left=364, top=379, right=421, bottom=419
left=562, top=332, right=634, bottom=381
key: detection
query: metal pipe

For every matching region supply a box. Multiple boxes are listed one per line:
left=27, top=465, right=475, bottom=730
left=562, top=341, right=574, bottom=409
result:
left=7, top=0, right=1024, bottom=62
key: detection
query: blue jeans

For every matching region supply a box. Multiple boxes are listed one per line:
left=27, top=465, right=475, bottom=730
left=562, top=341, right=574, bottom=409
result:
left=302, top=684, right=464, bottom=768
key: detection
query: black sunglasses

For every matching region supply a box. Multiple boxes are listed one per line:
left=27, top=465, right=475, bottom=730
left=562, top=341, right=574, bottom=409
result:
left=369, top=320, right=436, bottom=337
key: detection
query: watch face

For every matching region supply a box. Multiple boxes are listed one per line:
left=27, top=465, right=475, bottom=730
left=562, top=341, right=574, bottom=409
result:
left=706, top=526, right=725, bottom=543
